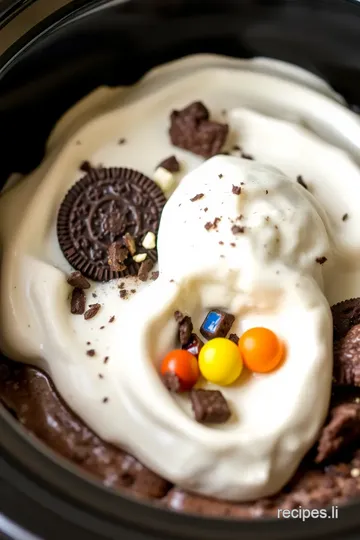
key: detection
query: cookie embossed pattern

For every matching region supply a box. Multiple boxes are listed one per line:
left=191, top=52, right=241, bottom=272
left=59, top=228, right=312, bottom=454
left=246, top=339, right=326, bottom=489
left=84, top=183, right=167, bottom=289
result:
left=0, top=54, right=360, bottom=516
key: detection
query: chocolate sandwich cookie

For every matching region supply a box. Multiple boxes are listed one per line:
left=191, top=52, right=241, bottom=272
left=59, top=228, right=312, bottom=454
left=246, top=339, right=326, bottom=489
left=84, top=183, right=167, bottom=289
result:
left=57, top=168, right=166, bottom=281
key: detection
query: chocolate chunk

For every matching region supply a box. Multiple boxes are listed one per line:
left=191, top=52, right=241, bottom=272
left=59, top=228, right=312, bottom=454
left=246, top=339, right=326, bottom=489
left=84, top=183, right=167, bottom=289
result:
left=123, top=232, right=137, bottom=256
left=157, top=155, right=180, bottom=173
left=229, top=333, right=239, bottom=345
left=232, top=225, right=245, bottom=235
left=297, top=175, right=308, bottom=190
left=169, top=101, right=229, bottom=158
left=316, top=401, right=360, bottom=463
left=182, top=333, right=204, bottom=357
left=108, top=242, right=128, bottom=272
left=190, top=389, right=231, bottom=424
left=79, top=161, right=93, bottom=173
left=138, top=259, right=154, bottom=282
left=57, top=168, right=166, bottom=281
left=232, top=185, right=241, bottom=195
left=87, top=349, right=96, bottom=357
left=151, top=271, right=159, bottom=281
left=190, top=193, right=204, bottom=202
left=71, top=288, right=86, bottom=315
left=174, top=310, right=184, bottom=323
left=67, top=271, right=90, bottom=289
left=333, top=324, right=360, bottom=386
left=179, top=316, right=193, bottom=346
left=84, top=303, right=101, bottom=320
left=316, top=256, right=327, bottom=265
left=332, top=298, right=360, bottom=340
left=162, top=372, right=181, bottom=393
left=200, top=309, right=235, bottom=340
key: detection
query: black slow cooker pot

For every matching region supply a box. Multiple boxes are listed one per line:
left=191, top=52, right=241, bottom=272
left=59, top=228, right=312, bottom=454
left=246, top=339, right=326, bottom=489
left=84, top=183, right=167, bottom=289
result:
left=1, top=1, right=360, bottom=539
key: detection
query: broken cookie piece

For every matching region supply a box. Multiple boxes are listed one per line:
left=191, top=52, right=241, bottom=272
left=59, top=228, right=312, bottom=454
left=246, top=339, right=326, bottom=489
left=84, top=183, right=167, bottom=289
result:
left=169, top=101, right=229, bottom=158
left=108, top=242, right=128, bottom=272
left=191, top=389, right=231, bottom=424
left=333, top=324, right=360, bottom=386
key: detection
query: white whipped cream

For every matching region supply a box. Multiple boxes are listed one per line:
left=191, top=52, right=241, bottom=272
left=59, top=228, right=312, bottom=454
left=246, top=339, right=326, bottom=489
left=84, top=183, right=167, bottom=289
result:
left=1, top=54, right=360, bottom=501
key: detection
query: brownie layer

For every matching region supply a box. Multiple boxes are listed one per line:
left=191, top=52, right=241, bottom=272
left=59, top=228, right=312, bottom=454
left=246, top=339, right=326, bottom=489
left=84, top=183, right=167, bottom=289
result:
left=1, top=356, right=359, bottom=517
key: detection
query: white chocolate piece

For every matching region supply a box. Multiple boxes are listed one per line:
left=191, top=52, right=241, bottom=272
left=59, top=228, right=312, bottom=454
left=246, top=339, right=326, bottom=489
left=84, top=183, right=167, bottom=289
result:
left=142, top=232, right=156, bottom=250
left=133, top=253, right=147, bottom=263
left=153, top=167, right=175, bottom=193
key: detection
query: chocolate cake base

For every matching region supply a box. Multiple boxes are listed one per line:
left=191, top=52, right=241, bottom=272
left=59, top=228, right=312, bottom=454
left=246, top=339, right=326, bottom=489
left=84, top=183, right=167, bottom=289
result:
left=0, top=357, right=359, bottom=518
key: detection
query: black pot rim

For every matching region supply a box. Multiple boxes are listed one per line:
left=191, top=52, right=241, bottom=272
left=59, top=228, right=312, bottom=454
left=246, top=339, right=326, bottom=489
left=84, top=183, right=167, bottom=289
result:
left=1, top=1, right=360, bottom=539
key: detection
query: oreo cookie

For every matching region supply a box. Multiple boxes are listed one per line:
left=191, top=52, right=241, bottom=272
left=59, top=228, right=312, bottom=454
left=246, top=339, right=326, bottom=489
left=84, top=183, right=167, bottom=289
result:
left=57, top=168, right=166, bottom=281
left=332, top=298, right=360, bottom=340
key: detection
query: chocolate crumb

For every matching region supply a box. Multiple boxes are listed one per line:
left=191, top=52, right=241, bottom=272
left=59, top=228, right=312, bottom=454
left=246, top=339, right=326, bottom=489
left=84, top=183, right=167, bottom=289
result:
left=151, top=271, right=159, bottom=281
left=67, top=271, right=90, bottom=289
left=86, top=341, right=91, bottom=346
left=131, top=289, right=136, bottom=294
left=100, top=326, right=105, bottom=330
left=219, top=241, right=224, bottom=245
left=204, top=207, right=208, bottom=212
left=343, top=213, right=349, bottom=222
left=218, top=174, right=223, bottom=179
left=104, top=356, right=109, bottom=364
left=109, top=316, right=115, bottom=323
left=84, top=303, right=101, bottom=320
left=92, top=293, right=97, bottom=298
left=190, top=193, right=204, bottom=202
left=205, top=217, right=221, bottom=231
left=297, top=175, right=308, bottom=190
left=174, top=310, right=184, bottom=322
left=316, top=256, right=327, bottom=265
left=241, top=152, right=254, bottom=160
left=265, top=190, right=268, bottom=195
left=79, top=161, right=93, bottom=173
left=98, top=374, right=104, bottom=379
left=232, top=145, right=241, bottom=151
left=232, top=185, right=241, bottom=195
left=87, top=350, right=96, bottom=357
left=71, top=288, right=86, bottom=315
left=230, top=242, right=236, bottom=247
left=102, top=397, right=109, bottom=403
left=232, top=225, right=245, bottom=235
left=229, top=333, right=239, bottom=345
left=118, top=138, right=127, bottom=145
left=120, top=290, right=128, bottom=299
left=157, top=155, right=180, bottom=173
left=138, top=259, right=154, bottom=282
left=118, top=282, right=125, bottom=289
left=162, top=372, right=181, bottom=392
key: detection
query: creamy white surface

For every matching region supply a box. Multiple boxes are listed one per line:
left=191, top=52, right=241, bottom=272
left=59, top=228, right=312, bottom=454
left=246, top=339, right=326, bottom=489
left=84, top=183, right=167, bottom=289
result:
left=1, top=54, right=360, bottom=501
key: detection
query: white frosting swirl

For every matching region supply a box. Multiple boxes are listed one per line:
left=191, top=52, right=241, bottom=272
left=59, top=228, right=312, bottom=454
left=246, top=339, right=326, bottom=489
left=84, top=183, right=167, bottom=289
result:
left=1, top=54, right=360, bottom=501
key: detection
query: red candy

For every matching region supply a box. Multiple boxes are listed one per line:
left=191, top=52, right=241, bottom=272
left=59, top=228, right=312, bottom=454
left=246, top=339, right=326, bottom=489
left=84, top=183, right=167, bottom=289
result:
left=161, top=349, right=200, bottom=392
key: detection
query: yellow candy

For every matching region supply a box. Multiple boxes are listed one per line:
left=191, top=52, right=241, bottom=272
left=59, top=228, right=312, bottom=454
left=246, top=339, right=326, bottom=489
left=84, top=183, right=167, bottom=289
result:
left=199, top=337, right=243, bottom=386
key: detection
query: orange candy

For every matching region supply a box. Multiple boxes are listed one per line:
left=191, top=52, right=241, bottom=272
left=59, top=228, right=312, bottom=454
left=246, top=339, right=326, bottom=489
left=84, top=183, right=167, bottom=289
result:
left=239, top=327, right=284, bottom=373
left=161, top=349, right=200, bottom=391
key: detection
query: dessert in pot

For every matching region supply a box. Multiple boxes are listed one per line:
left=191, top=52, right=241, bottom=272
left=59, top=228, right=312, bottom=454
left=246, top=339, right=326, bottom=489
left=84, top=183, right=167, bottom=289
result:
left=0, top=54, right=359, bottom=517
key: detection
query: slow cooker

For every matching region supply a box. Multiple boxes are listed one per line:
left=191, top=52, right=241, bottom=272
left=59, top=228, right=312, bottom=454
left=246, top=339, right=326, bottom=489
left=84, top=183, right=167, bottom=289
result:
left=1, top=1, right=360, bottom=539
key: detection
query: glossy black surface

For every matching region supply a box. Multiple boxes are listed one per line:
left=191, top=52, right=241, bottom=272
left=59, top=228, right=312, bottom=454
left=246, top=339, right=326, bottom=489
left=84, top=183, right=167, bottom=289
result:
left=1, top=1, right=360, bottom=539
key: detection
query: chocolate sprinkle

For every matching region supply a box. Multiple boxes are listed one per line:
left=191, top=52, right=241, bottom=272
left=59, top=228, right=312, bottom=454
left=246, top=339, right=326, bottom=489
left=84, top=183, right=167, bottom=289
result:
left=84, top=303, right=101, bottom=320
left=71, top=288, right=86, bottom=315
left=169, top=101, right=228, bottom=158
left=157, top=155, right=180, bottom=173
left=67, top=271, right=90, bottom=289
left=57, top=168, right=166, bottom=282
left=190, top=389, right=231, bottom=424
left=190, top=193, right=204, bottom=202
left=109, top=316, right=115, bottom=323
